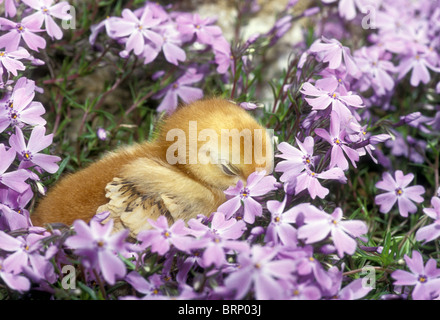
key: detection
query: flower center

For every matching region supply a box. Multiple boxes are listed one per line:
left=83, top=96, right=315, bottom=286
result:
left=22, top=151, right=32, bottom=161
left=418, top=275, right=427, bottom=283
left=240, top=188, right=250, bottom=199
left=334, top=138, right=341, bottom=145
left=293, top=289, right=300, bottom=296
left=274, top=216, right=280, bottom=223
left=137, top=24, right=143, bottom=30
left=16, top=24, right=24, bottom=32
left=163, top=231, right=171, bottom=238
left=0, top=52, right=5, bottom=57
left=195, top=25, right=201, bottom=29
left=309, top=257, right=315, bottom=262
left=307, top=171, right=316, bottom=177
left=395, top=188, right=403, bottom=196
left=254, top=263, right=261, bottom=269
left=97, top=240, right=105, bottom=248
left=41, top=6, right=49, bottom=14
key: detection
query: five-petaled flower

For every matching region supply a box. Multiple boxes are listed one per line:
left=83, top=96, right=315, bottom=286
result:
left=375, top=170, right=425, bottom=217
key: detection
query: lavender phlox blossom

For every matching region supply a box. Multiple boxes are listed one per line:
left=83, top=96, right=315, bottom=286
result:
left=187, top=211, right=248, bottom=268
left=293, top=245, right=333, bottom=290
left=392, top=250, right=440, bottom=300
left=353, top=125, right=391, bottom=164
left=21, top=0, right=72, bottom=40
left=354, top=46, right=396, bottom=95
left=64, top=219, right=129, bottom=285
left=155, top=67, right=204, bottom=114
left=333, top=278, right=372, bottom=300
left=0, top=82, right=46, bottom=132
left=212, top=36, right=232, bottom=74
left=0, top=16, right=46, bottom=52
left=2, top=0, right=19, bottom=18
left=176, top=13, right=222, bottom=45
left=224, top=244, right=295, bottom=299
left=415, top=197, right=440, bottom=243
left=125, top=271, right=164, bottom=298
left=300, top=77, right=364, bottom=120
left=0, top=230, right=53, bottom=282
left=309, top=37, right=359, bottom=77
left=0, top=47, right=30, bottom=78
left=107, top=7, right=163, bottom=56
left=315, top=112, right=360, bottom=170
left=9, top=126, right=61, bottom=174
left=265, top=196, right=311, bottom=247
left=154, top=23, right=186, bottom=65
left=137, top=216, right=193, bottom=255
left=398, top=46, right=440, bottom=87
left=0, top=256, right=30, bottom=292
left=321, top=0, right=376, bottom=21
left=89, top=16, right=119, bottom=45
left=217, top=170, right=277, bottom=224
left=375, top=170, right=425, bottom=217
left=297, top=206, right=368, bottom=257
left=0, top=187, right=33, bottom=230
left=282, top=279, right=322, bottom=300
left=294, top=166, right=346, bottom=199
left=0, top=144, right=29, bottom=193
left=275, top=136, right=316, bottom=184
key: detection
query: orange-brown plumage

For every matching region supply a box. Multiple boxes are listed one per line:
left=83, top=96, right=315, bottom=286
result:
left=32, top=98, right=274, bottom=236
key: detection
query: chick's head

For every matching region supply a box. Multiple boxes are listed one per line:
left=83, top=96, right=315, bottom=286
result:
left=157, top=98, right=274, bottom=190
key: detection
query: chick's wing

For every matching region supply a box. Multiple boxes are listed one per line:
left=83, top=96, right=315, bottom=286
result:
left=97, top=157, right=224, bottom=237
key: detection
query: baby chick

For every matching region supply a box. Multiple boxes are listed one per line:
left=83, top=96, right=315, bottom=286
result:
left=32, top=98, right=274, bottom=236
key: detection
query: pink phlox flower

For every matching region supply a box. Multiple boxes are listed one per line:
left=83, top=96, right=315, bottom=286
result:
left=64, top=219, right=129, bottom=285
left=9, top=126, right=61, bottom=174
left=321, top=0, right=376, bottom=21
left=375, top=170, right=425, bottom=217
left=392, top=250, right=440, bottom=300
left=0, top=47, right=30, bottom=78
left=137, top=216, right=193, bottom=255
left=217, top=170, right=278, bottom=224
left=333, top=278, right=373, bottom=300
left=416, top=197, right=440, bottom=243
left=21, top=0, right=72, bottom=40
left=0, top=16, right=46, bottom=52
left=275, top=136, right=316, bottom=184
left=125, top=271, right=164, bottom=298
left=309, top=36, right=360, bottom=77
left=265, top=196, right=312, bottom=248
left=224, top=244, right=296, bottom=299
left=155, top=67, right=204, bottom=114
left=1, top=0, right=19, bottom=18
left=0, top=231, right=53, bottom=282
left=297, top=206, right=368, bottom=257
left=294, top=166, right=346, bottom=199
left=154, top=23, right=186, bottom=65
left=354, top=46, right=396, bottom=95
left=187, top=211, right=248, bottom=268
left=176, top=13, right=222, bottom=45
left=0, top=256, right=30, bottom=292
left=0, top=187, right=33, bottom=231
left=315, top=112, right=360, bottom=170
left=0, top=144, right=30, bottom=193
left=398, top=46, right=440, bottom=87
left=0, top=80, right=46, bottom=132
left=300, top=77, right=364, bottom=120
left=107, top=7, right=164, bottom=56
